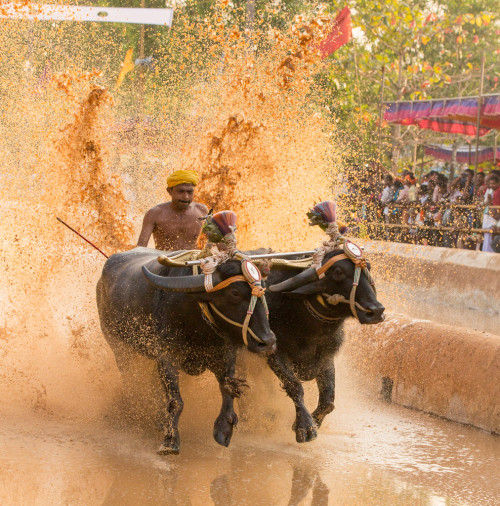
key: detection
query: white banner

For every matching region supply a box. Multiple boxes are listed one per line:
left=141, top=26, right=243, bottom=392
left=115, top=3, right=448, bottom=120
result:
left=0, top=4, right=174, bottom=26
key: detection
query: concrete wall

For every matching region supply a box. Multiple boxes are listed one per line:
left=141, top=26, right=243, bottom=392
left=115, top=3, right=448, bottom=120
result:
left=360, top=240, right=500, bottom=313
left=343, top=240, right=499, bottom=434
left=344, top=315, right=500, bottom=434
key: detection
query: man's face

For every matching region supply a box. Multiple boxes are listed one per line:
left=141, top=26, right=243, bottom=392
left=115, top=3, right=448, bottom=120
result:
left=488, top=178, right=500, bottom=191
left=167, top=183, right=195, bottom=210
left=475, top=174, right=485, bottom=186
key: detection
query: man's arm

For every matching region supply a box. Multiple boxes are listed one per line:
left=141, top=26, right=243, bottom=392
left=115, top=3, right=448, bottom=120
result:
left=137, top=209, right=156, bottom=247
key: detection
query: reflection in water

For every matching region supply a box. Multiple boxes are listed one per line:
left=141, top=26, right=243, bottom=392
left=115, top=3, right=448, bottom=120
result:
left=1, top=362, right=498, bottom=506
left=288, top=466, right=329, bottom=506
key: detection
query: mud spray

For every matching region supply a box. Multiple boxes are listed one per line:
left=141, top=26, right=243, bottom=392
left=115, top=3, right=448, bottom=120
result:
left=0, top=2, right=346, bottom=421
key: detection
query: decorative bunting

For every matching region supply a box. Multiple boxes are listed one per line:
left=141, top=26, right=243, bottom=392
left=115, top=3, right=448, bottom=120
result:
left=384, top=94, right=500, bottom=136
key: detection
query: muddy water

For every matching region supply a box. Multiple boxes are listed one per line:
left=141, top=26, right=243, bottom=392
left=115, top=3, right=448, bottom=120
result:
left=1, top=351, right=499, bottom=506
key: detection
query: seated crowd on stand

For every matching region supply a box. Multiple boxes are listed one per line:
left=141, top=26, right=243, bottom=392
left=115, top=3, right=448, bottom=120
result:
left=343, top=167, right=500, bottom=253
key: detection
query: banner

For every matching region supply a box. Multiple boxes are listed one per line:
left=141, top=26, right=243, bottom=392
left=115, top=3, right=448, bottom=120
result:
left=0, top=4, right=174, bottom=26
left=425, top=144, right=500, bottom=164
left=384, top=94, right=500, bottom=136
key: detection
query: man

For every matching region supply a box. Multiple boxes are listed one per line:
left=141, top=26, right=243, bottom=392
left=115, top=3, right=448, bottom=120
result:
left=482, top=174, right=500, bottom=252
left=137, top=169, right=208, bottom=251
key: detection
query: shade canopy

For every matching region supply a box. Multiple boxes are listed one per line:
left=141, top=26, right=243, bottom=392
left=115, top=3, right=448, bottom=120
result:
left=425, top=144, right=500, bottom=164
left=384, top=94, right=500, bottom=137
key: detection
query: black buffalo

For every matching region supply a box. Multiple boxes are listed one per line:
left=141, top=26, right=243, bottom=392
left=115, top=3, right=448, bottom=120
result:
left=96, top=247, right=276, bottom=454
left=263, top=249, right=385, bottom=442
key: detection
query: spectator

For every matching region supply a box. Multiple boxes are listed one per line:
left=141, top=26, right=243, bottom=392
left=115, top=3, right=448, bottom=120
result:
left=481, top=174, right=500, bottom=252
left=380, top=174, right=394, bottom=220
left=408, top=176, right=418, bottom=203
left=474, top=172, right=486, bottom=199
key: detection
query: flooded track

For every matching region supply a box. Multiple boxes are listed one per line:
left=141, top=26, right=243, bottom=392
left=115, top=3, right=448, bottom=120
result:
left=1, top=351, right=499, bottom=506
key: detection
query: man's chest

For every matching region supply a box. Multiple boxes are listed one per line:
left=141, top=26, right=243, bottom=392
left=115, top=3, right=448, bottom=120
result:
left=154, top=214, right=201, bottom=237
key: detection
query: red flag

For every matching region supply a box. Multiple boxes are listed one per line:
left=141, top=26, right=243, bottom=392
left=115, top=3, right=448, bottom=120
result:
left=314, top=7, right=352, bottom=58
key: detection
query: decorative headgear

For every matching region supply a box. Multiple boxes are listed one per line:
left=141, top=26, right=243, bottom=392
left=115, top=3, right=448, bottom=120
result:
left=307, top=200, right=346, bottom=268
left=167, top=169, right=199, bottom=188
left=202, top=210, right=238, bottom=254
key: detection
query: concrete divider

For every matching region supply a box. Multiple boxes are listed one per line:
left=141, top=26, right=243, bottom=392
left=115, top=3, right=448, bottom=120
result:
left=359, top=240, right=500, bottom=312
left=344, top=314, right=500, bottom=434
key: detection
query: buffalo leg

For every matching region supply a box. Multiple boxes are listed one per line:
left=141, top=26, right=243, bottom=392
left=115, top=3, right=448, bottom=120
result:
left=267, top=353, right=317, bottom=443
left=157, top=355, right=183, bottom=455
left=210, top=350, right=246, bottom=447
left=312, top=362, right=335, bottom=428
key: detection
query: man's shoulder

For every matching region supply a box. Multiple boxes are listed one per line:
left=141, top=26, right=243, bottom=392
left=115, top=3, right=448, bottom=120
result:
left=144, top=203, right=170, bottom=219
left=192, top=202, right=209, bottom=215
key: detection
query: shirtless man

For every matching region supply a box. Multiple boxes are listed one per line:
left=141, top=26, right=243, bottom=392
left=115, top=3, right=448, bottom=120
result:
left=137, top=169, right=208, bottom=250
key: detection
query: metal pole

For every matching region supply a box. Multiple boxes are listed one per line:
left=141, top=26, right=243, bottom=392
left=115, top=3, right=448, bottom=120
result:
left=246, top=0, right=255, bottom=32
left=140, top=0, right=145, bottom=59
left=377, top=65, right=386, bottom=182
left=183, top=251, right=317, bottom=266
left=473, top=53, right=485, bottom=177
left=494, top=132, right=498, bottom=164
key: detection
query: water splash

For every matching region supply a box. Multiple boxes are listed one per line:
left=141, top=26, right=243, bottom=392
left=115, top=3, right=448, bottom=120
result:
left=0, top=2, right=345, bottom=417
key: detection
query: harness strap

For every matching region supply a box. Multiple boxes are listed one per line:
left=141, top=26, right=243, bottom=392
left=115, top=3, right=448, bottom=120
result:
left=314, top=252, right=376, bottom=321
left=194, top=265, right=267, bottom=346
left=208, top=302, right=264, bottom=345
left=349, top=266, right=361, bottom=320
left=316, top=253, right=349, bottom=277
left=206, top=275, right=247, bottom=292
left=304, top=299, right=342, bottom=322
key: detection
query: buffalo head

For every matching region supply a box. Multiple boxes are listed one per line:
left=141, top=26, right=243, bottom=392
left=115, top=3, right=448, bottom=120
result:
left=268, top=249, right=385, bottom=324
left=142, top=260, right=276, bottom=354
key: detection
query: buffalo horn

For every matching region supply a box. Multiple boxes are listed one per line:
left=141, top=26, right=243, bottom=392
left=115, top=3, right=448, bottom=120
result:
left=157, top=255, right=187, bottom=268
left=268, top=267, right=319, bottom=293
left=142, top=266, right=220, bottom=293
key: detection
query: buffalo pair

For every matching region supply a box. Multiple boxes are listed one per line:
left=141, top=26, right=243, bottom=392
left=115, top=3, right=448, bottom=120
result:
left=97, top=243, right=384, bottom=455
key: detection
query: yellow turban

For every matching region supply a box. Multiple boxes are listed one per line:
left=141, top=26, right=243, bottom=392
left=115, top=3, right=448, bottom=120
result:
left=167, top=170, right=199, bottom=188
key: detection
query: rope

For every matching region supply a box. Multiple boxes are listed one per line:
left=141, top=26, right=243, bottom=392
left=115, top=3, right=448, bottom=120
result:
left=311, top=222, right=345, bottom=272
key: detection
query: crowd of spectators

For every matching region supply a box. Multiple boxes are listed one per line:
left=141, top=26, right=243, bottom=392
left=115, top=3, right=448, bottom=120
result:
left=343, top=166, right=500, bottom=253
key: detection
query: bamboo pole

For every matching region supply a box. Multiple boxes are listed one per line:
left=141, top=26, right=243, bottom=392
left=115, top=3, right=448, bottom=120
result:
left=376, top=65, right=386, bottom=182
left=473, top=53, right=485, bottom=178
left=357, top=222, right=495, bottom=234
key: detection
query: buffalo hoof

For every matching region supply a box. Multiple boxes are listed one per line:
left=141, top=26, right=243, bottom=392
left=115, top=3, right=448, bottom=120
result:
left=213, top=411, right=238, bottom=447
left=312, top=405, right=334, bottom=429
left=292, top=412, right=317, bottom=443
left=157, top=432, right=180, bottom=455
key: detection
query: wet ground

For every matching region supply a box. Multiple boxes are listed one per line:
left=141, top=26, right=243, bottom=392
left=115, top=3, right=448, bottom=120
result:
left=0, top=238, right=498, bottom=505
left=1, top=350, right=499, bottom=506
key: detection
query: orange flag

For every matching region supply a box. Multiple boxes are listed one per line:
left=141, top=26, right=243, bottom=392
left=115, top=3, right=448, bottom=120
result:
left=116, top=48, right=135, bottom=88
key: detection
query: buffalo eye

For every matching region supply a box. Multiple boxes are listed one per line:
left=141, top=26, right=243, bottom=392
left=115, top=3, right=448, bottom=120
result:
left=331, top=266, right=345, bottom=282
left=230, top=288, right=242, bottom=298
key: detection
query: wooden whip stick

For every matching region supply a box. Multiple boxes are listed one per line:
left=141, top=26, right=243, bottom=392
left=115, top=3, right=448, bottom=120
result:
left=56, top=217, right=109, bottom=259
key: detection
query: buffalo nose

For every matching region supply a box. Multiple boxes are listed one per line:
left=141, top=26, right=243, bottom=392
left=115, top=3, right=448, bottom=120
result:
left=261, top=332, right=277, bottom=354
left=371, top=304, right=385, bottom=317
